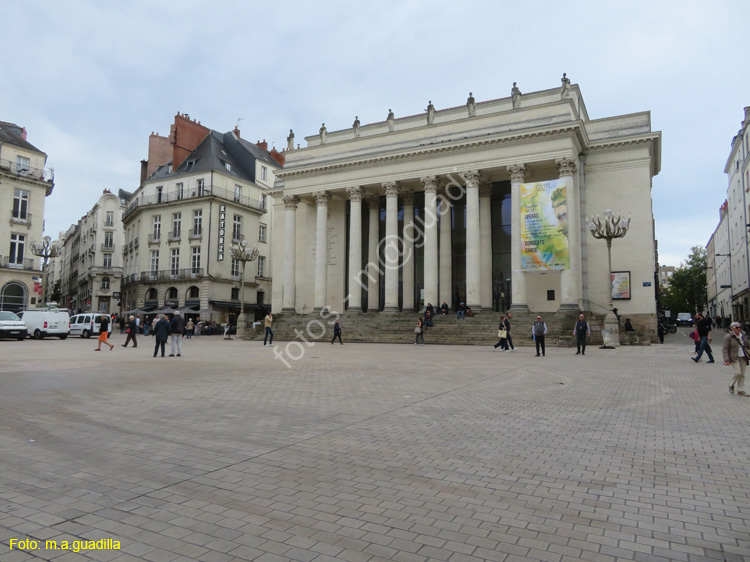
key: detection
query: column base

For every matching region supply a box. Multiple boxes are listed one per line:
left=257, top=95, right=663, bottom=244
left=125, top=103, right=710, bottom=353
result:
left=509, top=303, right=530, bottom=312
left=381, top=306, right=400, bottom=313
left=602, top=315, right=621, bottom=348
left=281, top=307, right=296, bottom=314
left=346, top=307, right=363, bottom=314
left=557, top=303, right=580, bottom=312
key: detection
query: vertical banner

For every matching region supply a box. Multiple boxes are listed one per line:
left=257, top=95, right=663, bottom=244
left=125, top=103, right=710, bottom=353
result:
left=520, top=178, right=570, bottom=270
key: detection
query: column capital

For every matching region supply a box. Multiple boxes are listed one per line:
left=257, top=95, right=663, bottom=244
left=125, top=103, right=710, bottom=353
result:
left=383, top=181, right=402, bottom=198
left=555, top=157, right=578, bottom=177
left=479, top=181, right=492, bottom=198
left=401, top=189, right=414, bottom=206
left=506, top=164, right=527, bottom=184
left=347, top=186, right=364, bottom=202
left=313, top=191, right=332, bottom=206
left=283, top=195, right=300, bottom=210
left=459, top=170, right=481, bottom=188
left=420, top=176, right=440, bottom=193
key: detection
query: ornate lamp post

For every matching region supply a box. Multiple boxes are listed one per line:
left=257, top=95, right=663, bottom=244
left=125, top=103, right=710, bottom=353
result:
left=586, top=209, right=631, bottom=348
left=29, top=236, right=60, bottom=307
left=230, top=239, right=259, bottom=339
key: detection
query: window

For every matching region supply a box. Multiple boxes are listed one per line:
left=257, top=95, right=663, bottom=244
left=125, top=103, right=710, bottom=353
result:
left=167, top=287, right=178, bottom=300
left=231, top=287, right=239, bottom=300
left=99, top=301, right=109, bottom=313
left=188, top=286, right=200, bottom=299
left=259, top=223, right=267, bottom=243
left=172, top=212, right=181, bottom=236
left=232, top=215, right=242, bottom=241
left=257, top=255, right=266, bottom=278
left=260, top=193, right=267, bottom=210
left=153, top=216, right=161, bottom=237
left=104, top=232, right=114, bottom=248
left=177, top=182, right=184, bottom=200
left=150, top=250, right=159, bottom=273
left=231, top=258, right=241, bottom=277
left=105, top=211, right=114, bottom=226
left=191, top=247, right=201, bottom=273
left=171, top=249, right=180, bottom=276
left=234, top=184, right=241, bottom=202
left=157, top=185, right=163, bottom=203
left=547, top=290, right=555, bottom=301
left=193, top=210, right=202, bottom=234
left=103, top=254, right=112, bottom=268
left=16, top=156, right=30, bottom=176
left=261, top=166, right=268, bottom=181
left=12, top=189, right=29, bottom=219
left=224, top=161, right=231, bottom=172
left=101, top=277, right=110, bottom=290
left=196, top=178, right=205, bottom=196
left=9, top=234, right=25, bottom=265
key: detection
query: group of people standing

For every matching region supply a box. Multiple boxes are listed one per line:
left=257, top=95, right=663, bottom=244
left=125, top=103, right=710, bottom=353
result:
left=492, top=313, right=591, bottom=357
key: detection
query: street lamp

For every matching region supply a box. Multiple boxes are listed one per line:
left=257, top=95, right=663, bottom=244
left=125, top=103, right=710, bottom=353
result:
left=29, top=236, right=60, bottom=307
left=230, top=239, right=259, bottom=339
left=586, top=209, right=631, bottom=348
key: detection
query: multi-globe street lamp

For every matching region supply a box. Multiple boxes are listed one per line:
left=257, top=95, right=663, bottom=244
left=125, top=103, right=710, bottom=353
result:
left=586, top=209, right=631, bottom=348
left=29, top=236, right=60, bottom=307
left=230, top=239, right=259, bottom=339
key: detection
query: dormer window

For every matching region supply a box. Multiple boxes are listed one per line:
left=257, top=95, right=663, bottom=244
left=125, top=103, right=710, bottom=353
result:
left=168, top=164, right=173, bottom=173
left=225, top=162, right=232, bottom=172
left=186, top=160, right=195, bottom=170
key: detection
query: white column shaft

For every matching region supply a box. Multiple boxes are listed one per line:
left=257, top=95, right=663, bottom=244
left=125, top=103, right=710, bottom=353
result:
left=348, top=194, right=362, bottom=310
left=384, top=190, right=400, bottom=310
left=314, top=197, right=329, bottom=310
left=282, top=203, right=297, bottom=311
left=424, top=189, right=438, bottom=308
left=466, top=185, right=481, bottom=308
left=402, top=198, right=415, bottom=310
left=558, top=166, right=581, bottom=310
left=479, top=192, right=492, bottom=309
left=439, top=199, right=453, bottom=308
left=510, top=181, right=526, bottom=308
left=367, top=202, right=380, bottom=312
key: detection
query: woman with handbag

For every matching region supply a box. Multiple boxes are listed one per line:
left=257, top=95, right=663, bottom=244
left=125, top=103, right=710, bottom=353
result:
left=493, top=314, right=508, bottom=350
left=723, top=322, right=750, bottom=396
left=414, top=317, right=425, bottom=346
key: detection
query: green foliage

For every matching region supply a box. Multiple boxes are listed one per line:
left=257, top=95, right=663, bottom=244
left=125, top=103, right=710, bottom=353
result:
left=659, top=246, right=708, bottom=315
left=50, top=279, right=61, bottom=303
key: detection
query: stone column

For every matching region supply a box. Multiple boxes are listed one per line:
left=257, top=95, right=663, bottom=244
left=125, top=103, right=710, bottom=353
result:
left=461, top=170, right=481, bottom=310
left=556, top=157, right=581, bottom=310
left=347, top=187, right=364, bottom=312
left=439, top=190, right=453, bottom=308
left=313, top=191, right=331, bottom=312
left=479, top=181, right=493, bottom=310
left=282, top=195, right=300, bottom=311
left=366, top=195, right=380, bottom=312
left=507, top=164, right=528, bottom=312
left=382, top=181, right=401, bottom=312
left=401, top=189, right=415, bottom=311
left=421, top=176, right=439, bottom=310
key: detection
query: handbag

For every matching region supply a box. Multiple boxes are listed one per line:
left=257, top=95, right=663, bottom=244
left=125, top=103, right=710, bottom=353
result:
left=497, top=329, right=507, bottom=338
left=415, top=326, right=422, bottom=333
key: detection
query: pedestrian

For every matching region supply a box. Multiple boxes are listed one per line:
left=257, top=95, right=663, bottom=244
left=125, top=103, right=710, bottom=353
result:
left=415, top=317, right=424, bottom=345
left=331, top=319, right=343, bottom=345
left=532, top=315, right=547, bottom=357
left=657, top=315, right=665, bottom=344
left=151, top=315, right=159, bottom=337
left=692, top=312, right=715, bottom=363
left=153, top=314, right=171, bottom=358
left=121, top=315, right=138, bottom=348
left=263, top=313, right=273, bottom=346
left=135, top=315, right=141, bottom=334
left=624, top=318, right=635, bottom=331
left=186, top=318, right=194, bottom=339
left=724, top=322, right=750, bottom=397
left=504, top=311, right=516, bottom=351
left=440, top=301, right=449, bottom=315
left=195, top=319, right=201, bottom=337
left=573, top=313, right=591, bottom=355
left=493, top=314, right=508, bottom=350
left=456, top=302, right=465, bottom=320
left=424, top=307, right=433, bottom=327
left=169, top=311, right=185, bottom=357
left=95, top=314, right=114, bottom=351
left=118, top=316, right=125, bottom=334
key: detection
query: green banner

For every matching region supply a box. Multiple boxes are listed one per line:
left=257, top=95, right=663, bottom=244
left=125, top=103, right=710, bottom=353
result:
left=520, top=178, right=570, bottom=270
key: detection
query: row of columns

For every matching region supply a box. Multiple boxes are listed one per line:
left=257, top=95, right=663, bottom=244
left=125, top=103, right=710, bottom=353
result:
left=282, top=157, right=579, bottom=313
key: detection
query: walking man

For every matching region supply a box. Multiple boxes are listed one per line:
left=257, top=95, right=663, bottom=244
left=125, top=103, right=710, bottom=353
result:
left=573, top=313, right=591, bottom=355
left=692, top=312, right=715, bottom=363
left=153, top=314, right=171, bottom=358
left=169, top=311, right=185, bottom=357
left=532, top=315, right=547, bottom=357
left=331, top=319, right=343, bottom=345
left=724, top=322, right=750, bottom=396
left=264, top=312, right=274, bottom=346
left=504, top=312, right=516, bottom=351
left=122, top=315, right=138, bottom=348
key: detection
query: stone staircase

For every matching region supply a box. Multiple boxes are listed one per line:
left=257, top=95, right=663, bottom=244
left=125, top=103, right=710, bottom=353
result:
left=244, top=309, right=652, bottom=347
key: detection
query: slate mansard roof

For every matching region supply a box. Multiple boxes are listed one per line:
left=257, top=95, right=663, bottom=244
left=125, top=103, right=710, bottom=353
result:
left=0, top=121, right=46, bottom=155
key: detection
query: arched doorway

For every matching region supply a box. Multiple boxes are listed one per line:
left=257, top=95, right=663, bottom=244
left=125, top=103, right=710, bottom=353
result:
left=1, top=281, right=28, bottom=313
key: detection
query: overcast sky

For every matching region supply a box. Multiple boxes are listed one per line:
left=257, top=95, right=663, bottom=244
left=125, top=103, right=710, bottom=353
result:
left=3, top=0, right=748, bottom=267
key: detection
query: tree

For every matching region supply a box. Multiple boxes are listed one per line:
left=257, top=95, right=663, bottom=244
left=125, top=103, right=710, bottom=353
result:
left=659, top=246, right=707, bottom=315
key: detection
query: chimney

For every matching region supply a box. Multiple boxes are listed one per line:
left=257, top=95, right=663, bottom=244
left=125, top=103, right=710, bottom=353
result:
left=234, top=125, right=241, bottom=138
left=21, top=127, right=27, bottom=140
left=269, top=147, right=285, bottom=167
left=257, top=139, right=268, bottom=151
left=146, top=133, right=171, bottom=178
left=170, top=113, right=210, bottom=171
left=140, top=160, right=148, bottom=185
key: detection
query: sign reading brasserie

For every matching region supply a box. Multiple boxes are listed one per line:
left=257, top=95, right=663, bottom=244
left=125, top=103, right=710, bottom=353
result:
left=519, top=178, right=570, bottom=270
left=218, top=205, right=226, bottom=261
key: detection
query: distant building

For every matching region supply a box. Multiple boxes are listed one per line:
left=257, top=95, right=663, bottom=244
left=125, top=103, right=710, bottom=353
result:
left=121, top=113, right=281, bottom=324
left=658, top=265, right=675, bottom=289
left=0, top=121, right=54, bottom=312
left=706, top=201, right=730, bottom=320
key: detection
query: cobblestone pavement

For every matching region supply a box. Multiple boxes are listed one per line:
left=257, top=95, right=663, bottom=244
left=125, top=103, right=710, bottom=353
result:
left=1, top=329, right=749, bottom=562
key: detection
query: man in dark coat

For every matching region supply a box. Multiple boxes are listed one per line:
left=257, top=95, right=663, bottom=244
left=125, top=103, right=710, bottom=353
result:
left=692, top=312, right=715, bottom=363
left=122, top=315, right=138, bottom=348
left=153, top=315, right=171, bottom=358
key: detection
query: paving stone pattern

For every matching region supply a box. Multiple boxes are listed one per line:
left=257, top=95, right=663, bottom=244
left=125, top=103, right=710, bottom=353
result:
left=0, top=328, right=748, bottom=561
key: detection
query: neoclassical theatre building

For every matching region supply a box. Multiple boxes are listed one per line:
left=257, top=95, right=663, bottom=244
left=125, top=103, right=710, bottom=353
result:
left=270, top=77, right=661, bottom=325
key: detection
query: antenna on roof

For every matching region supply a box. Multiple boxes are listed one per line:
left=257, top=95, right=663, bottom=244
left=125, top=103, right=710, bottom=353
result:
left=236, top=117, right=243, bottom=128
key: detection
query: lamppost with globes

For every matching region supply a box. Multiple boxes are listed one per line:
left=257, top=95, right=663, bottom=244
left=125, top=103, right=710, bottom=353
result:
left=585, top=209, right=631, bottom=348
left=29, top=236, right=60, bottom=307
left=230, top=239, right=259, bottom=339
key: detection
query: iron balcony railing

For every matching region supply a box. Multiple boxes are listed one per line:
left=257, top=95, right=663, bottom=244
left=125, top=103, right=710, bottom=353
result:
left=9, top=212, right=32, bottom=226
left=189, top=228, right=203, bottom=240
left=123, top=184, right=266, bottom=220
left=139, top=268, right=205, bottom=282
left=101, top=243, right=114, bottom=252
left=168, top=230, right=181, bottom=243
left=148, top=233, right=161, bottom=244
left=0, top=158, right=54, bottom=183
left=1, top=256, right=35, bottom=270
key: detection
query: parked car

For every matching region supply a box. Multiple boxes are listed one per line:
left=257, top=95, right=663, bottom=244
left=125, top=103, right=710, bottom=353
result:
left=17, top=308, right=70, bottom=339
left=676, top=312, right=693, bottom=326
left=0, top=311, right=28, bottom=340
left=69, top=312, right=113, bottom=338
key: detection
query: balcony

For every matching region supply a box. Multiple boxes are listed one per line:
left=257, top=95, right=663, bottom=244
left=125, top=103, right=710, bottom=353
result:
left=133, top=237, right=139, bottom=248
left=101, top=243, right=115, bottom=252
left=168, top=230, right=181, bottom=243
left=9, top=212, right=32, bottom=227
left=0, top=158, right=55, bottom=187
left=189, top=229, right=203, bottom=240
left=148, top=233, right=161, bottom=245
left=231, top=232, right=242, bottom=243
left=1, top=256, right=35, bottom=270
left=139, top=268, right=205, bottom=282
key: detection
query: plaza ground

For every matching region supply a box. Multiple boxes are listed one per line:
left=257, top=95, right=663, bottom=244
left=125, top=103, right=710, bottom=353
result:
left=0, top=328, right=748, bottom=562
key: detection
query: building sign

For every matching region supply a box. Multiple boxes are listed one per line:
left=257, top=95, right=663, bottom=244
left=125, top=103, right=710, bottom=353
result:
left=218, top=204, right=226, bottom=261
left=32, top=276, right=42, bottom=295
left=519, top=178, right=570, bottom=270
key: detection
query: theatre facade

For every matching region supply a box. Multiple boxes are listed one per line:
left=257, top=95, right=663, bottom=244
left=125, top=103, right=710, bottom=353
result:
left=270, top=78, right=661, bottom=325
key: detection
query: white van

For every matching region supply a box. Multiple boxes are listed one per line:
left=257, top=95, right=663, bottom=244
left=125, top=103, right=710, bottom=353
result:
left=68, top=312, right=113, bottom=338
left=17, top=308, right=71, bottom=340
